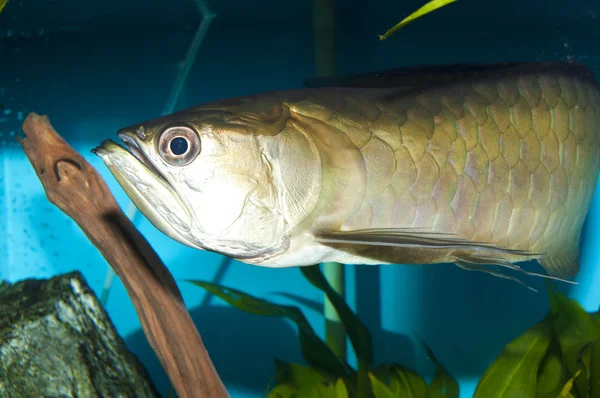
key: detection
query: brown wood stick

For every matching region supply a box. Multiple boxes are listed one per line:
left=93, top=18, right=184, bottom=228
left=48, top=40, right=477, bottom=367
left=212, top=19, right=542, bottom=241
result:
left=18, top=112, right=229, bottom=398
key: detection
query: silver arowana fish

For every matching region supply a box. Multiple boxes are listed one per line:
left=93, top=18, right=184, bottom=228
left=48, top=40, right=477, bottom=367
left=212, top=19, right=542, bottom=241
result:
left=93, top=62, right=600, bottom=289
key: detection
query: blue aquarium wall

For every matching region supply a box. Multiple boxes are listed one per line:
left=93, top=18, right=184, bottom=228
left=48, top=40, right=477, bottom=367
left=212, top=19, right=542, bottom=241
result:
left=1, top=0, right=600, bottom=397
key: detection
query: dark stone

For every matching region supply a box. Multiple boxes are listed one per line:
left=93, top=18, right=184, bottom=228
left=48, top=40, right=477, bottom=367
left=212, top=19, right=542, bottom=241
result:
left=0, top=270, right=159, bottom=398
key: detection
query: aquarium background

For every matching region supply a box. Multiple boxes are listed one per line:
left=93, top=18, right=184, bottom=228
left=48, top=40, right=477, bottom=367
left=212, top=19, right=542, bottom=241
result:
left=1, top=0, right=600, bottom=396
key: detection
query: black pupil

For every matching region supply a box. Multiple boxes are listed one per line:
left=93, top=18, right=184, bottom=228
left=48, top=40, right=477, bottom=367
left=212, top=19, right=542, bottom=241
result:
left=170, top=137, right=189, bottom=156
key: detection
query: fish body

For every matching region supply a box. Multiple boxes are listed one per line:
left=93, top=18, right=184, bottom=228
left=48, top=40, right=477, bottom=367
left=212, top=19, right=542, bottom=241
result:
left=94, top=62, right=600, bottom=284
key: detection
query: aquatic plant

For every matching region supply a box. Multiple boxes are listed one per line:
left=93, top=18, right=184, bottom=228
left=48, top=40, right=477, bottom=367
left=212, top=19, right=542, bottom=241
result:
left=186, top=266, right=598, bottom=398
left=0, top=0, right=8, bottom=15
left=474, top=283, right=600, bottom=398
left=378, top=0, right=457, bottom=41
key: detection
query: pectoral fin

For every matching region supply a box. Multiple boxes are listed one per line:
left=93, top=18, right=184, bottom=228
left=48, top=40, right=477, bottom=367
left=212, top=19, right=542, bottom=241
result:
left=453, top=251, right=577, bottom=293
left=314, top=227, right=541, bottom=256
left=314, top=227, right=576, bottom=291
left=454, top=261, right=539, bottom=292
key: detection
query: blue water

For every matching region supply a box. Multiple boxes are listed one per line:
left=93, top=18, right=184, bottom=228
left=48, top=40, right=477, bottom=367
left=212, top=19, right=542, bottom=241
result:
left=1, top=0, right=600, bottom=397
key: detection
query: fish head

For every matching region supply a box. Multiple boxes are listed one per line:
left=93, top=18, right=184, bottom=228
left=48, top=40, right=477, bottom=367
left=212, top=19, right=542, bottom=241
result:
left=93, top=96, right=298, bottom=262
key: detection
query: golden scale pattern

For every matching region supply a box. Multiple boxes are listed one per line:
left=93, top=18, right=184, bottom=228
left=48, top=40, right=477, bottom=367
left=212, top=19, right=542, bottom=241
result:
left=321, top=75, right=600, bottom=254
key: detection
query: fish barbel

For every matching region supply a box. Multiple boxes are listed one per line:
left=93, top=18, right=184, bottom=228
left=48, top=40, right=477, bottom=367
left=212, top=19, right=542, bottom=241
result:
left=93, top=62, right=600, bottom=288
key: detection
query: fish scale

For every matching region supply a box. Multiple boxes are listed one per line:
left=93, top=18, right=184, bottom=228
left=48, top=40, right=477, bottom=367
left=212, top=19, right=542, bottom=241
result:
left=282, top=64, right=600, bottom=278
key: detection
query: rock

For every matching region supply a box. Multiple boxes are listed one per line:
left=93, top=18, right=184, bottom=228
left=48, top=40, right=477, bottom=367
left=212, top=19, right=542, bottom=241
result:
left=0, top=270, right=160, bottom=398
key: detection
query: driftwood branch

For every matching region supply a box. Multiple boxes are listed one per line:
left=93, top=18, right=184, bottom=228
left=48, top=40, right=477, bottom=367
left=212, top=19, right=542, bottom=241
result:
left=18, top=112, right=229, bottom=398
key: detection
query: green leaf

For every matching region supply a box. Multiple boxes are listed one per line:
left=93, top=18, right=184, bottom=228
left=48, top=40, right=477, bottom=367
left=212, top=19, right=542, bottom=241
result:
left=558, top=369, right=582, bottom=398
left=590, top=339, right=600, bottom=397
left=267, top=384, right=298, bottom=398
left=547, top=285, right=599, bottom=397
left=187, top=280, right=348, bottom=378
left=417, top=340, right=458, bottom=398
left=580, top=342, right=593, bottom=396
left=335, top=378, right=350, bottom=398
left=378, top=0, right=457, bottom=40
left=300, top=265, right=373, bottom=396
left=474, top=316, right=553, bottom=397
left=373, top=363, right=427, bottom=398
left=536, top=340, right=568, bottom=398
left=270, top=360, right=350, bottom=398
left=274, top=359, right=331, bottom=386
left=427, top=366, right=459, bottom=398
left=368, top=373, right=397, bottom=398
left=274, top=359, right=333, bottom=388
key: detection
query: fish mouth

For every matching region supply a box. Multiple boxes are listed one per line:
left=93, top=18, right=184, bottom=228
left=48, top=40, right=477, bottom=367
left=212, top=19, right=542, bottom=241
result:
left=92, top=137, right=198, bottom=249
left=116, top=132, right=171, bottom=186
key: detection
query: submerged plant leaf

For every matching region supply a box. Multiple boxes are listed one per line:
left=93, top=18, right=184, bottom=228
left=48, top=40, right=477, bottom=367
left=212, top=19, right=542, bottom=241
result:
left=378, top=0, right=457, bottom=40
left=536, top=340, right=568, bottom=398
left=187, top=280, right=348, bottom=378
left=427, top=372, right=458, bottom=398
left=300, top=265, right=373, bottom=397
left=373, top=363, right=428, bottom=397
left=473, top=316, right=553, bottom=397
left=418, top=339, right=458, bottom=398
left=335, top=378, right=350, bottom=397
left=267, top=384, right=298, bottom=398
left=368, top=373, right=396, bottom=398
left=268, top=360, right=350, bottom=398
left=274, top=359, right=333, bottom=388
left=547, top=285, right=599, bottom=397
left=580, top=342, right=593, bottom=396
left=558, top=369, right=582, bottom=398
left=590, top=339, right=600, bottom=397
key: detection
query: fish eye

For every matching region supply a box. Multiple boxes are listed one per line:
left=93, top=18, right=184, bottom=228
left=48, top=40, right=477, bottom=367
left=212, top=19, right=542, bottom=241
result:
left=158, top=125, right=201, bottom=166
left=170, top=137, right=188, bottom=155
